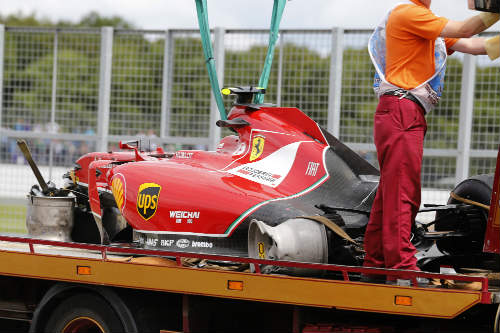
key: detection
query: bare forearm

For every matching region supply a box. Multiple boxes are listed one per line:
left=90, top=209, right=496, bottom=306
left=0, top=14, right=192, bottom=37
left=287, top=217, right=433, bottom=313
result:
left=461, top=15, right=488, bottom=36
left=450, top=37, right=486, bottom=55
left=441, top=13, right=498, bottom=38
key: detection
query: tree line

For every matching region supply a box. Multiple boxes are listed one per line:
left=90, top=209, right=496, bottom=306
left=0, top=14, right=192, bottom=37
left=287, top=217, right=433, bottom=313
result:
left=1, top=12, right=498, bottom=153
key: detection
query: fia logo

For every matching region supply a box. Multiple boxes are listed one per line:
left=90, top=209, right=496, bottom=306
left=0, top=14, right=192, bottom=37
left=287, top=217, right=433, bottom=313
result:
left=136, top=183, right=161, bottom=220
left=250, top=135, right=265, bottom=161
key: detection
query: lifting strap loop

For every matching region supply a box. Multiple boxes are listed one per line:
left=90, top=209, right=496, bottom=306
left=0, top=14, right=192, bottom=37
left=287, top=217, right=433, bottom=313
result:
left=194, top=0, right=227, bottom=120
left=254, top=0, right=287, bottom=104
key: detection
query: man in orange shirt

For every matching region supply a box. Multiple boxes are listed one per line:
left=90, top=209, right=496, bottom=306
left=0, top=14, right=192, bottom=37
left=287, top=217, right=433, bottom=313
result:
left=365, top=0, right=498, bottom=279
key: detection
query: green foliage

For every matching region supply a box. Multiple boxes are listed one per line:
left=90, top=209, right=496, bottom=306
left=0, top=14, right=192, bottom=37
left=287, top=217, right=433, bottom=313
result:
left=75, top=11, right=135, bottom=29
left=1, top=12, right=499, bottom=145
left=0, top=12, right=52, bottom=27
left=0, top=11, right=135, bottom=29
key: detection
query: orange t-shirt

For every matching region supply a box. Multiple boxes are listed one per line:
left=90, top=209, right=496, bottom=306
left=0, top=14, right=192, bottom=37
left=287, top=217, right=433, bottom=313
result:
left=385, top=0, right=459, bottom=90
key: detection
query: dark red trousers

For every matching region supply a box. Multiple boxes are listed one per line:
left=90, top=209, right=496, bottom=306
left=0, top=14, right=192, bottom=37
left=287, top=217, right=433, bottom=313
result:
left=363, top=95, right=427, bottom=271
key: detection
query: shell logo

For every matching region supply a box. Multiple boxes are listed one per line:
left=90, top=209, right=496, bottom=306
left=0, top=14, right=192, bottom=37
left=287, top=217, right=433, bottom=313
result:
left=111, top=175, right=126, bottom=211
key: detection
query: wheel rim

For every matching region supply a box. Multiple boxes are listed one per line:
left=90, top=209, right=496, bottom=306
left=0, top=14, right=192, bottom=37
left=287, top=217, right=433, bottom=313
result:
left=62, top=316, right=105, bottom=333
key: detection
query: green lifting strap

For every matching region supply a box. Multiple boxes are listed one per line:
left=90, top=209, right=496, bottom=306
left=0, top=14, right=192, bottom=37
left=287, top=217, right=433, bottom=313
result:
left=194, top=0, right=227, bottom=120
left=254, top=0, right=287, bottom=104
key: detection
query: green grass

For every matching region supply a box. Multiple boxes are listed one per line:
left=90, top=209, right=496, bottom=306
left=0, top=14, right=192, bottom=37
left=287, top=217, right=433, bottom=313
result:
left=0, top=204, right=28, bottom=234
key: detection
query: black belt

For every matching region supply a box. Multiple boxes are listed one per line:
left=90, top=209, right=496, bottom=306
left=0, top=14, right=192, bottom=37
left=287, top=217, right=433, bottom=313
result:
left=383, top=89, right=424, bottom=110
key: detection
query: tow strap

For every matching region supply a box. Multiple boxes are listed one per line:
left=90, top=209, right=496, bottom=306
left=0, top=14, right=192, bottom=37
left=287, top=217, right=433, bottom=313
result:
left=194, top=0, right=287, bottom=117
left=254, top=0, right=287, bottom=104
left=194, top=0, right=227, bottom=120
left=302, top=215, right=361, bottom=247
left=450, top=191, right=490, bottom=211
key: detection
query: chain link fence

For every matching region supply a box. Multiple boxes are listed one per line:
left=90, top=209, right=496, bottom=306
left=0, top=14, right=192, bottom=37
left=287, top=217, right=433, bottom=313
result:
left=0, top=26, right=498, bottom=233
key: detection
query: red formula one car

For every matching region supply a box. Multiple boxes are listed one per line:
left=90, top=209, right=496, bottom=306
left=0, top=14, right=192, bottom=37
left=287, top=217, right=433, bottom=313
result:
left=60, top=86, right=499, bottom=275
left=68, top=87, right=378, bottom=267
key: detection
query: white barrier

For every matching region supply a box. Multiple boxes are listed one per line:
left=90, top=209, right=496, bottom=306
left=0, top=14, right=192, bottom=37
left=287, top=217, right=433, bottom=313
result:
left=0, top=163, right=67, bottom=200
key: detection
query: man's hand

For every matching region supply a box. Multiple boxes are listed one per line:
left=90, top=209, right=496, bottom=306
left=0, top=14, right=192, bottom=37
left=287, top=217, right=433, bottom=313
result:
left=479, top=12, right=500, bottom=28
left=485, top=35, right=500, bottom=59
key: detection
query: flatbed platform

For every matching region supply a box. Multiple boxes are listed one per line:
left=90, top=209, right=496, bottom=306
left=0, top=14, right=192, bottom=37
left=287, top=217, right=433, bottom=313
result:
left=0, top=234, right=495, bottom=321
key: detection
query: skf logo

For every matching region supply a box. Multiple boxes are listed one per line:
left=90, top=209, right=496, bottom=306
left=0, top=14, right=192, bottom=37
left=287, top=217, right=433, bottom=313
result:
left=111, top=174, right=126, bottom=211
left=250, top=135, right=265, bottom=161
left=137, top=183, right=161, bottom=221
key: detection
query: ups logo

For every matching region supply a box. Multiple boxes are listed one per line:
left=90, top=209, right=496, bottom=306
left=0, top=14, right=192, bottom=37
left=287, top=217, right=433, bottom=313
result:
left=136, top=183, right=161, bottom=220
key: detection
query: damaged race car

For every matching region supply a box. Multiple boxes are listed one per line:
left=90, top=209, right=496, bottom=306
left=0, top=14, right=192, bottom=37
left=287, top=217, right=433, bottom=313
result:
left=27, top=84, right=496, bottom=277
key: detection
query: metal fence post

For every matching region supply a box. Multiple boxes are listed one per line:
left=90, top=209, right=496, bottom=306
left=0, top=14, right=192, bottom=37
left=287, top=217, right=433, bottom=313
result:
left=276, top=31, right=284, bottom=107
left=0, top=25, right=4, bottom=131
left=97, top=27, right=113, bottom=152
left=48, top=29, right=59, bottom=180
left=455, top=54, right=476, bottom=185
left=209, top=27, right=224, bottom=150
left=328, top=27, right=344, bottom=138
left=160, top=30, right=173, bottom=140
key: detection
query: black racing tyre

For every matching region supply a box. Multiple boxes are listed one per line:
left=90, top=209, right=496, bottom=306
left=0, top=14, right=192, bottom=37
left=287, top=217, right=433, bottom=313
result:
left=44, top=293, right=124, bottom=333
left=435, top=174, right=493, bottom=255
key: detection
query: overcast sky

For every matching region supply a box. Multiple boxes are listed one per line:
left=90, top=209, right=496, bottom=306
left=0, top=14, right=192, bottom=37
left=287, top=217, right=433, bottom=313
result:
left=0, top=0, right=498, bottom=30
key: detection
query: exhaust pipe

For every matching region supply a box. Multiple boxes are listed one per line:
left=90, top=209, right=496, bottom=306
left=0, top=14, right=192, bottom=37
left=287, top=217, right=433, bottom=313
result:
left=248, top=218, right=328, bottom=276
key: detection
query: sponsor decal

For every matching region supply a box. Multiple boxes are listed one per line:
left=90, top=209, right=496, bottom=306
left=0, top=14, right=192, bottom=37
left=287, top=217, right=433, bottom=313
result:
left=305, top=162, right=320, bottom=176
left=258, top=242, right=266, bottom=259
left=111, top=174, right=126, bottom=211
left=176, top=239, right=190, bottom=249
left=175, top=151, right=194, bottom=159
left=237, top=166, right=281, bottom=185
left=136, top=183, right=161, bottom=221
left=145, top=237, right=158, bottom=247
left=191, top=241, right=213, bottom=248
left=169, top=211, right=201, bottom=224
left=250, top=135, right=265, bottom=161
left=160, top=239, right=175, bottom=247
left=228, top=141, right=302, bottom=188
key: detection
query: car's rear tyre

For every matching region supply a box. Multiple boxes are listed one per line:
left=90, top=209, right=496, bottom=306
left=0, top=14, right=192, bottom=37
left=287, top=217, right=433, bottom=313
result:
left=44, top=293, right=124, bottom=333
left=435, top=174, right=493, bottom=255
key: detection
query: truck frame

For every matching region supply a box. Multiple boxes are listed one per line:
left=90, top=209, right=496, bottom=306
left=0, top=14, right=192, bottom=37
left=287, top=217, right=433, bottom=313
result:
left=0, top=229, right=498, bottom=332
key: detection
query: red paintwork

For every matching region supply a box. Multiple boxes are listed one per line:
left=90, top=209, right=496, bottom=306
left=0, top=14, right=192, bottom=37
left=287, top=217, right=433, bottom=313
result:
left=82, top=106, right=330, bottom=236
left=483, top=146, right=500, bottom=254
left=74, top=151, right=136, bottom=186
left=88, top=159, right=114, bottom=218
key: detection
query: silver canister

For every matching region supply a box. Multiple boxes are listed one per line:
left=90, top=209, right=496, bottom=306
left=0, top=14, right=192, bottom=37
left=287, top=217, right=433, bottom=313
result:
left=26, top=195, right=76, bottom=242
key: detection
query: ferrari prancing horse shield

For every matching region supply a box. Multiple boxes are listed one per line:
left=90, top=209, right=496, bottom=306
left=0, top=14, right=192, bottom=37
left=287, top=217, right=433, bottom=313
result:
left=250, top=135, right=265, bottom=161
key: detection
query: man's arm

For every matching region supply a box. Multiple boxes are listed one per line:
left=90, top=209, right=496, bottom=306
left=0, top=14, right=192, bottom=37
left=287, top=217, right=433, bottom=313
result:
left=449, top=37, right=487, bottom=55
left=441, top=13, right=499, bottom=38
left=450, top=36, right=500, bottom=59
